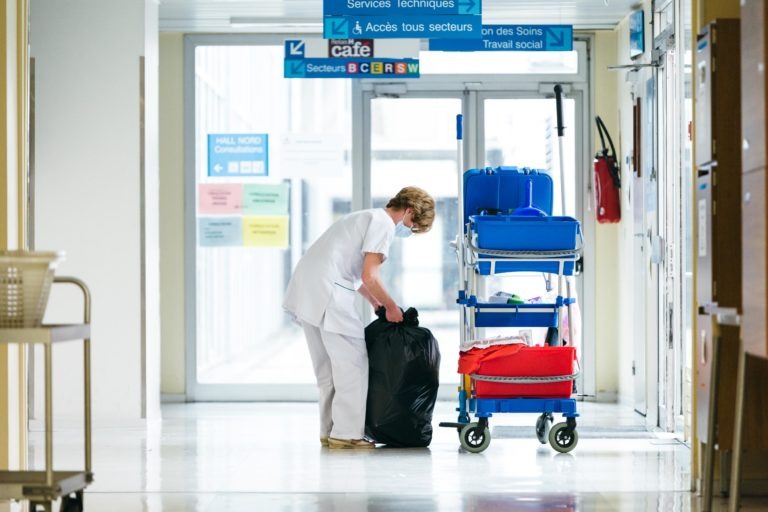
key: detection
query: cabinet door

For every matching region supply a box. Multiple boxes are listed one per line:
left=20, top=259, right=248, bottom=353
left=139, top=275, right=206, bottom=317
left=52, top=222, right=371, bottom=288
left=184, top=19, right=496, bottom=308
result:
left=741, top=0, right=767, bottom=173
left=695, top=317, right=714, bottom=441
left=742, top=169, right=767, bottom=356
left=696, top=172, right=713, bottom=305
left=695, top=319, right=740, bottom=448
left=695, top=30, right=714, bottom=167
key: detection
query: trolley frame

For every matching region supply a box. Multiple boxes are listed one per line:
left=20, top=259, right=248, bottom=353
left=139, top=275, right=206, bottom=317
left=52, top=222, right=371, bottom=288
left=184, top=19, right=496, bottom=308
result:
left=0, top=277, right=93, bottom=512
left=442, top=112, right=582, bottom=453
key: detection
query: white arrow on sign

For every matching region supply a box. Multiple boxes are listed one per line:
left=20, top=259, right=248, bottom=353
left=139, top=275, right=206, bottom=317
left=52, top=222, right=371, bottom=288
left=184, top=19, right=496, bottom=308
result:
left=289, top=40, right=305, bottom=56
left=213, top=164, right=223, bottom=173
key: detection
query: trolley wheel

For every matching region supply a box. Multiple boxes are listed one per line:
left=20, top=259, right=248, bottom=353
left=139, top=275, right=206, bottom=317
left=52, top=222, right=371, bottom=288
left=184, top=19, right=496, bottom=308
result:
left=460, top=422, right=491, bottom=453
left=548, top=422, right=578, bottom=453
left=535, top=413, right=553, bottom=444
left=60, top=491, right=83, bottom=512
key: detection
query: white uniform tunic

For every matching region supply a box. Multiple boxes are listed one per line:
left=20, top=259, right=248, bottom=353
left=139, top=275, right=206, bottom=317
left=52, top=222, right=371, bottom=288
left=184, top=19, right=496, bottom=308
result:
left=283, top=208, right=395, bottom=336
left=282, top=208, right=395, bottom=440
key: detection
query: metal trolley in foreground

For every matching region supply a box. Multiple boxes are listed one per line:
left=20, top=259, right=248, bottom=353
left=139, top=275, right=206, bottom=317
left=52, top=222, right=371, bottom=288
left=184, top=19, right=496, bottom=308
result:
left=440, top=90, right=582, bottom=454
left=0, top=274, right=93, bottom=512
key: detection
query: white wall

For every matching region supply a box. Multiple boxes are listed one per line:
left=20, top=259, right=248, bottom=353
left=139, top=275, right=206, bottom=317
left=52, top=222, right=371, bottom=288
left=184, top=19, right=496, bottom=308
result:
left=30, top=0, right=160, bottom=423
left=614, top=14, right=638, bottom=407
left=144, top=0, right=161, bottom=419
left=611, top=2, right=658, bottom=414
left=592, top=30, right=622, bottom=401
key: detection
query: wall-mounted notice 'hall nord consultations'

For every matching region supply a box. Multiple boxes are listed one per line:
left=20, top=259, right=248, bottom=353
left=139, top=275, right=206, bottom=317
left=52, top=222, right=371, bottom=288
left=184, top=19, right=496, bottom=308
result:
left=207, top=134, right=268, bottom=177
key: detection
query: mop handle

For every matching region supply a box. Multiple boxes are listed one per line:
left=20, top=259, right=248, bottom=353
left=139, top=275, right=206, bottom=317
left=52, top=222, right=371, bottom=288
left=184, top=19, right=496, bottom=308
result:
left=554, top=84, right=565, bottom=137
left=554, top=84, right=567, bottom=214
left=456, top=114, right=465, bottom=288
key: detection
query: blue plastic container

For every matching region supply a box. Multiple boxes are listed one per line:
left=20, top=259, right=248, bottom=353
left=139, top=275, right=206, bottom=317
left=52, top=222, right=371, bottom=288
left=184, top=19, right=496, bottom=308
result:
left=473, top=302, right=559, bottom=328
left=463, top=167, right=553, bottom=229
left=476, top=260, right=576, bottom=276
left=470, top=215, right=580, bottom=251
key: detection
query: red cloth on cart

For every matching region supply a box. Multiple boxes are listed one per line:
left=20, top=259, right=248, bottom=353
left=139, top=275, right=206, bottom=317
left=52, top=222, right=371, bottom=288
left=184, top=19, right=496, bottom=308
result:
left=458, top=343, right=526, bottom=374
left=459, top=344, right=576, bottom=398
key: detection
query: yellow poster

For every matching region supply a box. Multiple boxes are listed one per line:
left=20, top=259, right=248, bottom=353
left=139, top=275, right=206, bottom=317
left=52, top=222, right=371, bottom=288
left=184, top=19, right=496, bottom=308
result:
left=242, top=216, right=289, bottom=248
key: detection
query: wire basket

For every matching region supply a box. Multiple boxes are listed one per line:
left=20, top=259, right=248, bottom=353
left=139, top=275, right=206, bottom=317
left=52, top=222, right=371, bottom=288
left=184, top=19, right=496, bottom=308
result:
left=0, top=251, right=63, bottom=328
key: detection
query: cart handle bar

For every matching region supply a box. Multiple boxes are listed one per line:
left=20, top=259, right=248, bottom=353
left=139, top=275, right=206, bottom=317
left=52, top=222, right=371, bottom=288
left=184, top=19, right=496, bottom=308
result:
left=467, top=232, right=583, bottom=259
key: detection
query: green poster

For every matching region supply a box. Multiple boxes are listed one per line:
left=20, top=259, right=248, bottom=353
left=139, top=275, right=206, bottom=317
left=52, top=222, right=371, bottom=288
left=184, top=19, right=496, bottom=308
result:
left=242, top=183, right=289, bottom=215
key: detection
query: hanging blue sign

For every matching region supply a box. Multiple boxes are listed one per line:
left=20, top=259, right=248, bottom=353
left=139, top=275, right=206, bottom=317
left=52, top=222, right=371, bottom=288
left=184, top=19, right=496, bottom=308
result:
left=323, top=15, right=481, bottom=39
left=284, top=39, right=420, bottom=79
left=323, top=0, right=481, bottom=16
left=284, top=57, right=420, bottom=79
left=207, top=134, right=269, bottom=177
left=285, top=38, right=420, bottom=60
left=429, top=25, right=573, bottom=52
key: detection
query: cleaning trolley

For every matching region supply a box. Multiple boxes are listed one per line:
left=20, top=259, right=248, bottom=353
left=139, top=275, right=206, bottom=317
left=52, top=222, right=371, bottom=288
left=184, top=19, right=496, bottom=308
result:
left=439, top=86, right=582, bottom=454
left=0, top=252, right=93, bottom=512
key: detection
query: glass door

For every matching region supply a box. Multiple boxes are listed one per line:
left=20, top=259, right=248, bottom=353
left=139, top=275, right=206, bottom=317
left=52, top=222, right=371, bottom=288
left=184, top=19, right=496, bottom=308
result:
left=186, top=40, right=353, bottom=400
left=185, top=37, right=591, bottom=401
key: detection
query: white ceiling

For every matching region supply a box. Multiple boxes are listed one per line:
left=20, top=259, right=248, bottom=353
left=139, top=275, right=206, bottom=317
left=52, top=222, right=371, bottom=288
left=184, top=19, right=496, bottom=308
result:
left=159, top=0, right=637, bottom=33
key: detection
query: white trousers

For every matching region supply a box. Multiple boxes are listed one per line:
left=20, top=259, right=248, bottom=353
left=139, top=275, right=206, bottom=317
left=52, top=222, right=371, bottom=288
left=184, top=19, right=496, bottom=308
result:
left=302, top=322, right=369, bottom=440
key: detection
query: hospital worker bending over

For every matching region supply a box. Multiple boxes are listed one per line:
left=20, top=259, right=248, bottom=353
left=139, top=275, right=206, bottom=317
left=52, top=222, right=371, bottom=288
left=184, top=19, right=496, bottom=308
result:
left=283, top=187, right=435, bottom=449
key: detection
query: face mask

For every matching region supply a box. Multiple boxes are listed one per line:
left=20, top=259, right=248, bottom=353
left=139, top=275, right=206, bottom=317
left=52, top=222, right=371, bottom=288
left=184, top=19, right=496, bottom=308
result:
left=395, top=220, right=413, bottom=238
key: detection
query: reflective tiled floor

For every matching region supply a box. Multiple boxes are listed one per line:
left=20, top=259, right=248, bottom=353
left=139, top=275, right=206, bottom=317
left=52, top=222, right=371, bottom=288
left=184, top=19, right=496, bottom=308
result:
left=11, top=401, right=768, bottom=511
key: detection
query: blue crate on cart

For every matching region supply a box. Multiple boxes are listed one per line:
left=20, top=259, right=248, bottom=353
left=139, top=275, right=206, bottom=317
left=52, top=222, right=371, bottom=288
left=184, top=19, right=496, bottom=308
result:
left=470, top=215, right=580, bottom=275
left=465, top=296, right=576, bottom=328
left=462, top=166, right=579, bottom=275
left=471, top=215, right=580, bottom=250
left=473, top=302, right=559, bottom=328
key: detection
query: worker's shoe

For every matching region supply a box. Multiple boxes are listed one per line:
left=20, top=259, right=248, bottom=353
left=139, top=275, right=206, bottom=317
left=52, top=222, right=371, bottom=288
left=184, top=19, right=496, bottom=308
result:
left=327, top=437, right=375, bottom=449
left=320, top=436, right=330, bottom=447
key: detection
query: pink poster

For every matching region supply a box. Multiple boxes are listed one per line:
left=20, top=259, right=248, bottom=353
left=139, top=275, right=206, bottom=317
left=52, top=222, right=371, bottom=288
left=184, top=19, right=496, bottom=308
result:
left=198, top=184, right=243, bottom=214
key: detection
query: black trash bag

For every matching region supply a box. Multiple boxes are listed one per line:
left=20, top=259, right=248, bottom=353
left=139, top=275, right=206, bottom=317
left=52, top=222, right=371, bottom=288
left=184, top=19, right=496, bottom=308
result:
left=364, top=307, right=440, bottom=447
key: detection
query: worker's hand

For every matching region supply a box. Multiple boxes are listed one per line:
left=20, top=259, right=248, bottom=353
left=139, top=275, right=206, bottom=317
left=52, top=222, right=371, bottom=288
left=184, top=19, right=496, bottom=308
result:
left=385, top=303, right=404, bottom=323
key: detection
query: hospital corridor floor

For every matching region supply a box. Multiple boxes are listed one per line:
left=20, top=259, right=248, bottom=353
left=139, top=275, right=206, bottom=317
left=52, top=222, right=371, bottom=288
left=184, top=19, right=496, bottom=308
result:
left=19, top=401, right=768, bottom=511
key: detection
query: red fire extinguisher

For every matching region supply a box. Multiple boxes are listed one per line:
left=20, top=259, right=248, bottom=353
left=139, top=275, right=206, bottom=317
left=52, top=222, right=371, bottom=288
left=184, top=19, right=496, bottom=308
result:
left=594, top=116, right=621, bottom=223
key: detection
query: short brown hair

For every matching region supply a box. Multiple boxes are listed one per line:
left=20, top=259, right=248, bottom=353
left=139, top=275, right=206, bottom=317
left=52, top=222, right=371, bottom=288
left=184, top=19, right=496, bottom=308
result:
left=386, top=186, right=435, bottom=233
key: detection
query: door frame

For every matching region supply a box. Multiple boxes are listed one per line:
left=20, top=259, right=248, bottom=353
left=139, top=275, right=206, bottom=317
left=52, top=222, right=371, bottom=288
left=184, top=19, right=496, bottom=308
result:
left=183, top=34, right=594, bottom=401
left=352, top=43, right=595, bottom=397
left=653, top=0, right=689, bottom=434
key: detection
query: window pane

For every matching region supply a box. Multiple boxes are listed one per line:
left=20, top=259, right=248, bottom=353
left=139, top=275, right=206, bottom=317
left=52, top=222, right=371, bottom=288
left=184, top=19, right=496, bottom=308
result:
left=194, top=45, right=352, bottom=384
left=484, top=98, right=576, bottom=216
left=370, top=97, right=461, bottom=385
left=420, top=49, right=579, bottom=75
